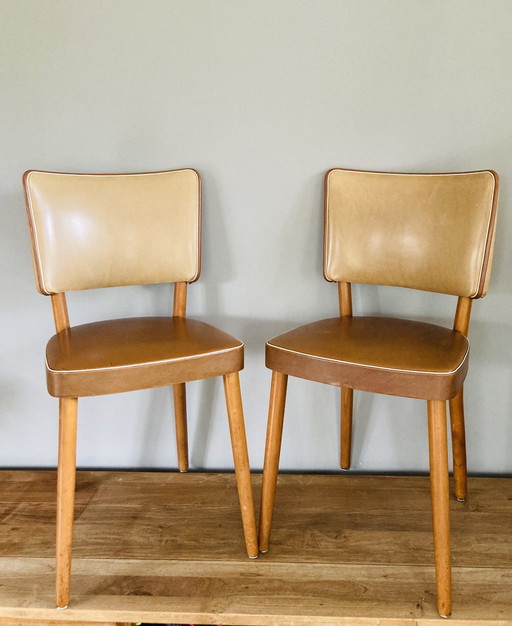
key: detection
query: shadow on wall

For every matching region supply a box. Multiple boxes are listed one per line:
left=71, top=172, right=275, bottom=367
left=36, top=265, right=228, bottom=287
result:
left=187, top=316, right=303, bottom=469
left=189, top=168, right=234, bottom=317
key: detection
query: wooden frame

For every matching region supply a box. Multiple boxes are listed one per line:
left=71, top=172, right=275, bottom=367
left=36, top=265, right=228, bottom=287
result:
left=49, top=284, right=258, bottom=608
left=260, top=289, right=477, bottom=617
left=259, top=166, right=500, bottom=617
left=23, top=170, right=260, bottom=608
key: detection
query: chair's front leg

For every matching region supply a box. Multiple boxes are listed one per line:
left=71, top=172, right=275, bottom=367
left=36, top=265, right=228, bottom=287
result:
left=449, top=388, right=467, bottom=502
left=259, top=370, right=288, bottom=553
left=427, top=399, right=452, bottom=618
left=340, top=386, right=353, bottom=470
left=56, top=397, right=78, bottom=609
left=173, top=383, right=189, bottom=472
left=223, top=372, right=258, bottom=558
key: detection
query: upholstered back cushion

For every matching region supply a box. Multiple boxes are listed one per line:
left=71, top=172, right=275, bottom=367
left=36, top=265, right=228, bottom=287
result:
left=324, top=169, right=498, bottom=298
left=24, top=169, right=201, bottom=295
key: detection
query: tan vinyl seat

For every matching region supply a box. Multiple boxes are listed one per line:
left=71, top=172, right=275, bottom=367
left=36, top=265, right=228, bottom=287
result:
left=266, top=316, right=470, bottom=400
left=23, top=168, right=258, bottom=609
left=46, top=317, right=243, bottom=397
left=259, top=168, right=500, bottom=618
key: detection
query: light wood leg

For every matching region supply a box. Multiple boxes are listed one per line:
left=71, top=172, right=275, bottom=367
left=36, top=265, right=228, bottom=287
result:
left=340, top=386, right=353, bottom=470
left=56, top=397, right=78, bottom=609
left=449, top=388, right=467, bottom=502
left=222, top=372, right=258, bottom=558
left=259, top=371, right=288, bottom=553
left=427, top=399, right=452, bottom=618
left=173, top=382, right=189, bottom=472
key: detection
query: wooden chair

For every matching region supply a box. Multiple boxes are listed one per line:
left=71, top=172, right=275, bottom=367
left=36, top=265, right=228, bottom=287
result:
left=259, top=168, right=499, bottom=617
left=23, top=168, right=258, bottom=609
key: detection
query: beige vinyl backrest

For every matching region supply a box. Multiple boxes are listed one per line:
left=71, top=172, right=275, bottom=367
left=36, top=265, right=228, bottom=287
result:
left=324, top=169, right=499, bottom=298
left=24, top=169, right=201, bottom=295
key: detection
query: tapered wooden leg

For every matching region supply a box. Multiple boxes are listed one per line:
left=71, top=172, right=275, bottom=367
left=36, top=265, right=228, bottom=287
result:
left=173, top=383, right=189, bottom=472
left=56, top=397, right=78, bottom=609
left=259, top=371, right=288, bottom=553
left=427, top=399, right=452, bottom=618
left=449, top=388, right=467, bottom=502
left=340, top=386, right=353, bottom=470
left=222, top=372, right=258, bottom=558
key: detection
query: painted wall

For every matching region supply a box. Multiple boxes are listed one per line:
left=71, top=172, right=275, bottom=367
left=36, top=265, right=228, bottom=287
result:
left=1, top=0, right=510, bottom=474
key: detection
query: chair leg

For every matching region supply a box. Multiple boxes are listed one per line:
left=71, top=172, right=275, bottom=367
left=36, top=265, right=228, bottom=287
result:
left=259, top=371, right=288, bottom=553
left=449, top=388, right=467, bottom=502
left=427, top=399, right=452, bottom=618
left=56, top=397, right=78, bottom=609
left=222, top=372, right=259, bottom=558
left=340, top=386, right=353, bottom=470
left=173, top=383, right=189, bottom=472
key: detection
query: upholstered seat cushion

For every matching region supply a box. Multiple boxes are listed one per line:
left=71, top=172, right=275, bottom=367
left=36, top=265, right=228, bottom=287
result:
left=46, top=317, right=243, bottom=397
left=266, top=317, right=469, bottom=400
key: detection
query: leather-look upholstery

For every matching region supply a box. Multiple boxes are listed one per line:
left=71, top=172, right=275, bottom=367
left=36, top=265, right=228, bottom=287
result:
left=47, top=317, right=243, bottom=397
left=24, top=169, right=200, bottom=295
left=260, top=167, right=500, bottom=618
left=324, top=169, right=498, bottom=298
left=23, top=167, right=259, bottom=609
left=266, top=317, right=469, bottom=400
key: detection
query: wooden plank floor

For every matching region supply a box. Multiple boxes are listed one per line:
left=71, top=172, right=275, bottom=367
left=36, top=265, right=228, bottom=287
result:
left=0, top=471, right=510, bottom=625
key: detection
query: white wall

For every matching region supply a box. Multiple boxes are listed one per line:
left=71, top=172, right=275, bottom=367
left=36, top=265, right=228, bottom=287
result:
left=1, top=0, right=511, bottom=474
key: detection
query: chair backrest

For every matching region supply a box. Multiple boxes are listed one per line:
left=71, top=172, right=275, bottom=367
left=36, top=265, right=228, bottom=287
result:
left=324, top=169, right=499, bottom=298
left=24, top=169, right=201, bottom=295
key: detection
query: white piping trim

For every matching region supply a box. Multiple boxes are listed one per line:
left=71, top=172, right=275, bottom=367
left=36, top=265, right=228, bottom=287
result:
left=267, top=340, right=469, bottom=376
left=46, top=342, right=243, bottom=374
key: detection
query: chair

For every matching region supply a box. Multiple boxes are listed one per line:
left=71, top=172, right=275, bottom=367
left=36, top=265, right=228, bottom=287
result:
left=258, top=168, right=499, bottom=617
left=23, top=168, right=258, bottom=609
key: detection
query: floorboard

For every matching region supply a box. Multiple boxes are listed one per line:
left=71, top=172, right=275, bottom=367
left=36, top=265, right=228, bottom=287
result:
left=0, top=471, right=510, bottom=625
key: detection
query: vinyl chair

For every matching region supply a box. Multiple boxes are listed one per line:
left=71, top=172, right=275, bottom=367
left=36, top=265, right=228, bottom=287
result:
left=23, top=168, right=258, bottom=609
left=259, top=168, right=499, bottom=617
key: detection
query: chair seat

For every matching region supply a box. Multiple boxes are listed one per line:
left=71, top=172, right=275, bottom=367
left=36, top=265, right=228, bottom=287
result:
left=46, top=317, right=244, bottom=397
left=266, top=316, right=469, bottom=400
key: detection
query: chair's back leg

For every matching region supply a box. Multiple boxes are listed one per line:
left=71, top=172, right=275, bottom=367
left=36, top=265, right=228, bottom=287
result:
left=172, top=282, right=189, bottom=472
left=340, top=387, right=353, bottom=470
left=449, top=297, right=471, bottom=504
left=259, top=370, right=288, bottom=553
left=173, top=383, right=189, bottom=472
left=449, top=388, right=467, bottom=502
left=338, top=282, right=354, bottom=470
left=427, top=399, right=452, bottom=618
left=222, top=371, right=259, bottom=558
left=56, top=397, right=78, bottom=609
